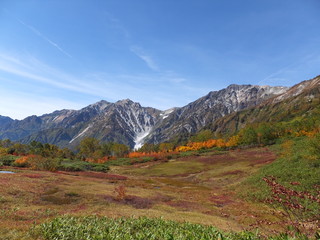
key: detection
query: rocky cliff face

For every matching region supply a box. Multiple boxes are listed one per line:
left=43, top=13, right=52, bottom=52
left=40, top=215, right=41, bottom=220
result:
left=271, top=76, right=320, bottom=103
left=0, top=99, right=161, bottom=149
left=145, top=84, right=287, bottom=144
left=208, top=76, right=320, bottom=135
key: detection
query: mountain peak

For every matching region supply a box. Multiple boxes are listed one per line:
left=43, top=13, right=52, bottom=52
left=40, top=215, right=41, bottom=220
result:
left=86, top=100, right=111, bottom=112
left=117, top=98, right=133, bottom=103
left=91, top=100, right=110, bottom=106
left=115, top=99, right=136, bottom=106
left=0, top=115, right=14, bottom=125
left=226, top=84, right=252, bottom=89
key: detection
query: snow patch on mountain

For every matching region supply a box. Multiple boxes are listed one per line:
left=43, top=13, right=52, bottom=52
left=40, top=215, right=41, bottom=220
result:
left=160, top=108, right=175, bottom=119
left=134, top=126, right=152, bottom=150
left=69, top=125, right=92, bottom=143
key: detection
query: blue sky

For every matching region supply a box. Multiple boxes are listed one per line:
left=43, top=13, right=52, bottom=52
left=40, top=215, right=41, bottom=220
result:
left=0, top=0, right=319, bottom=119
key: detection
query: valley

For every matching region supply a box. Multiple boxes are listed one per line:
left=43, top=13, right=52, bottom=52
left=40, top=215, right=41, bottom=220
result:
left=1, top=1, right=319, bottom=239
left=0, top=75, right=319, bottom=239
left=0, top=147, right=283, bottom=239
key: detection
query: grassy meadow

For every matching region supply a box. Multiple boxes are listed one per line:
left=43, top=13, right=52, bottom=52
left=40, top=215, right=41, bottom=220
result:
left=0, top=144, right=319, bottom=239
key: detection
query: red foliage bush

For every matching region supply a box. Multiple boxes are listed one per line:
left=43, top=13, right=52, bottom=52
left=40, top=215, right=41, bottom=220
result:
left=263, top=176, right=320, bottom=234
left=114, top=185, right=127, bottom=201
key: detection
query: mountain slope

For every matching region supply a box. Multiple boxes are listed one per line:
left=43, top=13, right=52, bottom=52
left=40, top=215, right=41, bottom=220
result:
left=0, top=116, right=14, bottom=128
left=144, top=84, right=287, bottom=144
left=0, top=100, right=161, bottom=149
left=1, top=76, right=319, bottom=149
left=208, top=76, right=320, bottom=135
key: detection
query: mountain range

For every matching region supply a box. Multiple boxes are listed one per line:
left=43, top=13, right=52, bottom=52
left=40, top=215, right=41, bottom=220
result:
left=0, top=75, right=319, bottom=149
left=209, top=76, right=320, bottom=135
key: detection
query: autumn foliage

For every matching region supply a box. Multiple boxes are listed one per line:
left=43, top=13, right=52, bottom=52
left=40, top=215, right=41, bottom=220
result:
left=175, top=136, right=239, bottom=152
left=13, top=154, right=60, bottom=171
left=14, top=155, right=38, bottom=167
left=128, top=151, right=173, bottom=159
left=85, top=157, right=110, bottom=164
left=263, top=176, right=320, bottom=234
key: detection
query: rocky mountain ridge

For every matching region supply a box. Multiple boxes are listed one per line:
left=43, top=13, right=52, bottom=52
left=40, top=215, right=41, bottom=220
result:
left=0, top=99, right=161, bottom=149
left=1, top=77, right=319, bottom=149
left=208, top=76, right=320, bottom=135
left=144, top=84, right=287, bottom=144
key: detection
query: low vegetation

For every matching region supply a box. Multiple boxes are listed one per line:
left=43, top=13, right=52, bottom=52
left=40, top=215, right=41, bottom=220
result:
left=0, top=108, right=319, bottom=239
left=31, top=215, right=313, bottom=240
left=239, top=135, right=320, bottom=235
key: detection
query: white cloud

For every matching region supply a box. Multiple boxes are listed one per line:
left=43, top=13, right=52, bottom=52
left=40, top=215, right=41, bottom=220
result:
left=259, top=53, right=320, bottom=86
left=4, top=8, right=73, bottom=58
left=130, top=46, right=159, bottom=71
left=104, top=12, right=131, bottom=40
left=0, top=54, right=110, bottom=97
left=0, top=52, right=208, bottom=119
left=18, top=19, right=72, bottom=58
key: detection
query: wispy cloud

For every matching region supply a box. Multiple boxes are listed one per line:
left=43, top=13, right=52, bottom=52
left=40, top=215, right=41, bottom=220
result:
left=103, top=14, right=162, bottom=73
left=0, top=54, right=107, bottom=96
left=18, top=19, right=72, bottom=58
left=130, top=46, right=159, bottom=71
left=104, top=12, right=131, bottom=40
left=259, top=53, right=320, bottom=86
left=0, top=52, right=207, bottom=119
left=5, top=9, right=72, bottom=58
left=0, top=53, right=168, bottom=102
left=104, top=13, right=159, bottom=73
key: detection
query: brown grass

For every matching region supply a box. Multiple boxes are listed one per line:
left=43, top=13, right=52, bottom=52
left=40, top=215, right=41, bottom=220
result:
left=0, top=147, right=282, bottom=239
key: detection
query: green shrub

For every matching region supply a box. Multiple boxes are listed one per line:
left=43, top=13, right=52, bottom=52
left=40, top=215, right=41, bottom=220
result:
left=0, top=155, right=18, bottom=166
left=59, top=161, right=92, bottom=171
left=141, top=156, right=154, bottom=162
left=104, top=158, right=132, bottom=166
left=59, top=161, right=109, bottom=172
left=28, top=156, right=61, bottom=171
left=91, top=164, right=109, bottom=172
left=31, top=216, right=246, bottom=240
left=243, top=137, right=320, bottom=195
left=31, top=216, right=313, bottom=240
left=238, top=137, right=320, bottom=229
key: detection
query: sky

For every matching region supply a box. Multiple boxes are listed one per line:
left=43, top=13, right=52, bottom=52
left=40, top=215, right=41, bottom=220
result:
left=0, top=0, right=319, bottom=120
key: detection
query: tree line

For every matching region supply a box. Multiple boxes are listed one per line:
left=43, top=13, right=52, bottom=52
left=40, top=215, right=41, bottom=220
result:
left=0, top=138, right=129, bottom=161
left=0, top=111, right=319, bottom=164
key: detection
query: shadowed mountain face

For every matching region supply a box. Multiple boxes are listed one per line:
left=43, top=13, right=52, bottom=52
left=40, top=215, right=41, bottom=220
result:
left=0, top=116, right=13, bottom=126
left=1, top=76, right=319, bottom=149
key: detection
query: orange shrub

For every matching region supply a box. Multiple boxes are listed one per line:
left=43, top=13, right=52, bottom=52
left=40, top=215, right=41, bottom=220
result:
left=14, top=156, right=29, bottom=167
left=295, top=129, right=319, bottom=137
left=13, top=155, right=38, bottom=167
left=225, top=135, right=239, bottom=147
left=128, top=152, right=148, bottom=158
left=175, top=146, right=193, bottom=152
left=128, top=151, right=177, bottom=161
left=86, top=157, right=109, bottom=164
left=14, top=155, right=60, bottom=171
left=175, top=136, right=239, bottom=153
